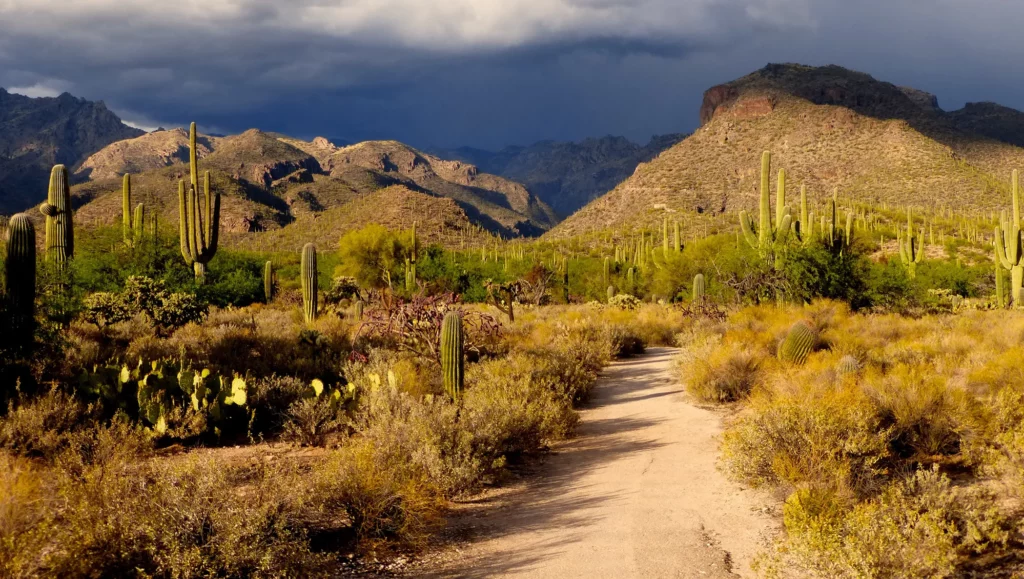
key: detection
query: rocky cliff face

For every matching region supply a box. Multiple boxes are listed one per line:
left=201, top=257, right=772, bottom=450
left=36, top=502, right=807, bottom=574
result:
left=0, top=89, right=143, bottom=213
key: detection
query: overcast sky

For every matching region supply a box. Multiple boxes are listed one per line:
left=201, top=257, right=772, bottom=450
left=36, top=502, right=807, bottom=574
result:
left=2, top=0, right=1023, bottom=150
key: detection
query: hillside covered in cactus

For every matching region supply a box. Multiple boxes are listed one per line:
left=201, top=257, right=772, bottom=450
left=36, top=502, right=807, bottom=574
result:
left=65, top=130, right=558, bottom=249
left=550, top=63, right=1024, bottom=239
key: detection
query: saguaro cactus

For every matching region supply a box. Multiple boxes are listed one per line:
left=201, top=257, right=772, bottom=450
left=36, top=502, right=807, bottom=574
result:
left=301, top=244, right=318, bottom=323
left=441, top=311, right=465, bottom=401
left=693, top=273, right=706, bottom=303
left=263, top=261, right=274, bottom=302
left=121, top=174, right=145, bottom=247
left=674, top=221, right=682, bottom=252
left=39, top=164, right=73, bottom=266
left=178, top=123, right=220, bottom=282
left=996, top=170, right=1024, bottom=305
left=4, top=214, right=36, bottom=348
left=794, top=184, right=815, bottom=245
left=995, top=244, right=1006, bottom=308
left=899, top=208, right=924, bottom=279
left=739, top=151, right=791, bottom=264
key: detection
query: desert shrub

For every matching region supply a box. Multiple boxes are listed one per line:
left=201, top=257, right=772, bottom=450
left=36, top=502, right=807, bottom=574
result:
left=345, top=371, right=479, bottom=497
left=126, top=306, right=353, bottom=381
left=0, top=389, right=98, bottom=460
left=283, top=398, right=346, bottom=447
left=0, top=415, right=334, bottom=578
left=864, top=366, right=983, bottom=461
left=683, top=341, right=762, bottom=403
left=463, top=353, right=579, bottom=460
left=722, top=381, right=891, bottom=494
left=82, top=276, right=207, bottom=335
left=767, top=469, right=1009, bottom=578
left=315, top=439, right=445, bottom=551
left=248, top=374, right=312, bottom=437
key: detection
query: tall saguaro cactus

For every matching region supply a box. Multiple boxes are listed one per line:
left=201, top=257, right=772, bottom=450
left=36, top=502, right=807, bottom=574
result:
left=4, top=214, right=36, bottom=349
left=899, top=208, right=924, bottom=279
left=263, top=261, right=275, bottom=303
left=39, top=164, right=73, bottom=266
left=995, top=244, right=1006, bottom=308
left=795, top=184, right=815, bottom=245
left=178, top=123, right=220, bottom=282
left=301, top=243, right=318, bottom=323
left=739, top=151, right=791, bottom=265
left=122, top=174, right=145, bottom=247
left=693, top=273, right=706, bottom=303
left=441, top=311, right=465, bottom=401
left=996, top=170, right=1024, bottom=305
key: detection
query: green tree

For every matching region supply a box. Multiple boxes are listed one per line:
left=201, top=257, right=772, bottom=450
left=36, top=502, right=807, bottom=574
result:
left=336, top=224, right=410, bottom=289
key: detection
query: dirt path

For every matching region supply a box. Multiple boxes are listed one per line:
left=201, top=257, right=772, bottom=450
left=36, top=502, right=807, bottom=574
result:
left=414, top=347, right=779, bottom=579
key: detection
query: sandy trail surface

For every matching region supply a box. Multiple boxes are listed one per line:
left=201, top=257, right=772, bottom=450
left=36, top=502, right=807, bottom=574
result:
left=416, top=347, right=778, bottom=579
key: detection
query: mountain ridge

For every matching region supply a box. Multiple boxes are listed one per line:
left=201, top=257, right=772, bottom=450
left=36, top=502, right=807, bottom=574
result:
left=549, top=63, right=1024, bottom=238
left=0, top=88, right=144, bottom=214
left=429, top=133, right=687, bottom=218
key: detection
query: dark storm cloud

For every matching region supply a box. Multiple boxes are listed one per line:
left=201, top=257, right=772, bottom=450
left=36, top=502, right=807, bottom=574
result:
left=1, top=0, right=1022, bottom=149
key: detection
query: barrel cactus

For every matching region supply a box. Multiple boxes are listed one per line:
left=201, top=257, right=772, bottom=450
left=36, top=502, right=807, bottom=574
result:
left=263, top=260, right=274, bottom=302
left=441, top=311, right=465, bottom=401
left=40, top=164, right=73, bottom=266
left=177, top=123, right=220, bottom=282
left=353, top=300, right=364, bottom=321
left=4, top=214, right=37, bottom=349
left=836, top=355, right=861, bottom=376
left=693, top=273, right=706, bottom=303
left=778, top=321, right=818, bottom=365
left=301, top=243, right=318, bottom=323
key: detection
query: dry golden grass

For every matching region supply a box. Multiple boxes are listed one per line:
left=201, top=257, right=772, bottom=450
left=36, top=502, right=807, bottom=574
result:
left=677, top=301, right=1024, bottom=576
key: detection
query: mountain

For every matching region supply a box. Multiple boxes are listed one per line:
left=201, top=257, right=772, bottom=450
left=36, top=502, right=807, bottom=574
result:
left=549, top=63, right=1024, bottom=238
left=0, top=89, right=144, bottom=214
left=431, top=134, right=686, bottom=218
left=70, top=129, right=558, bottom=250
